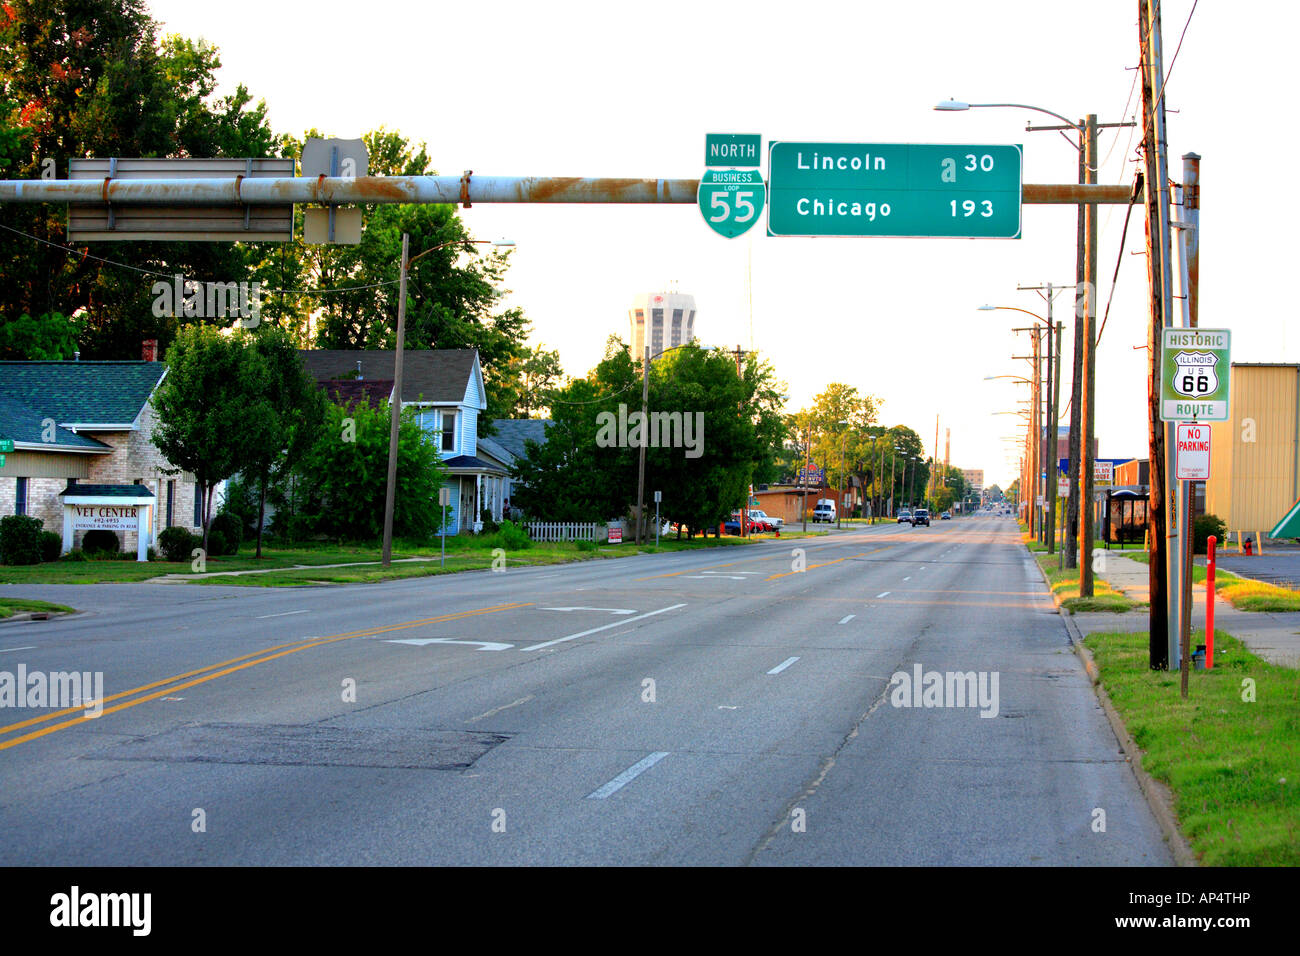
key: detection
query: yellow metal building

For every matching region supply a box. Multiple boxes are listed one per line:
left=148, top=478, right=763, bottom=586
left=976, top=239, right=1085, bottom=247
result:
left=1205, top=363, right=1300, bottom=536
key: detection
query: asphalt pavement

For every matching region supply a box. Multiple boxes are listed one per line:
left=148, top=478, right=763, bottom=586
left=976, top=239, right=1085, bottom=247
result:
left=0, top=517, right=1173, bottom=865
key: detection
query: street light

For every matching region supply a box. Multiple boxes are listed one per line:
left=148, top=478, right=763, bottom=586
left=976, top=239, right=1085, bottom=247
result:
left=382, top=233, right=516, bottom=567
left=938, top=97, right=1107, bottom=594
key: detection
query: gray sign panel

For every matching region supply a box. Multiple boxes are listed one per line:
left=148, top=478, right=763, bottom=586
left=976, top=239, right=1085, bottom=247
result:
left=67, top=157, right=295, bottom=242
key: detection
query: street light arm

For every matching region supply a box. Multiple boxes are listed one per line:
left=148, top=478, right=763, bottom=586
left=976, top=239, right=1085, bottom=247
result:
left=408, top=236, right=510, bottom=269
left=978, top=304, right=1051, bottom=325
left=965, top=103, right=1079, bottom=130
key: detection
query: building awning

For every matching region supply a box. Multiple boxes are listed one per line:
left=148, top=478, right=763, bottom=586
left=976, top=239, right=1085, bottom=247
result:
left=1270, top=498, right=1300, bottom=539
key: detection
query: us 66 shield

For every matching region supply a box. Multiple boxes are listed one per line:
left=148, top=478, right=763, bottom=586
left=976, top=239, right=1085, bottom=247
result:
left=698, top=169, right=765, bottom=238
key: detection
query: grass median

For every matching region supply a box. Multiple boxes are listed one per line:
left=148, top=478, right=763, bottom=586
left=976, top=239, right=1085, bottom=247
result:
left=0, top=597, right=76, bottom=618
left=1084, top=628, right=1299, bottom=865
left=1032, top=552, right=1137, bottom=613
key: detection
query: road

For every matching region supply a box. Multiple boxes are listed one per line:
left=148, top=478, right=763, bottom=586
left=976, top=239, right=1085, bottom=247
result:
left=0, top=516, right=1172, bottom=865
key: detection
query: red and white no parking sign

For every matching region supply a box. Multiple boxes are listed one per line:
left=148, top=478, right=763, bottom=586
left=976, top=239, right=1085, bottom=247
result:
left=1175, top=422, right=1212, bottom=480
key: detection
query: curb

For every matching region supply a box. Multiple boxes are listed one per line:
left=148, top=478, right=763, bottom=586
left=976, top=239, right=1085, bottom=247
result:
left=0, top=610, right=78, bottom=625
left=1026, top=546, right=1198, bottom=868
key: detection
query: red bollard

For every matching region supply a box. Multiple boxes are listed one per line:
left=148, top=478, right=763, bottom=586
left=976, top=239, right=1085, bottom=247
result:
left=1206, top=535, right=1216, bottom=669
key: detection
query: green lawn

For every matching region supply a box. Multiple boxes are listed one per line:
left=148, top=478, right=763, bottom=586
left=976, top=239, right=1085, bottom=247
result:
left=0, top=597, right=76, bottom=617
left=0, top=534, right=764, bottom=586
left=1110, top=550, right=1300, bottom=611
left=1084, top=629, right=1300, bottom=865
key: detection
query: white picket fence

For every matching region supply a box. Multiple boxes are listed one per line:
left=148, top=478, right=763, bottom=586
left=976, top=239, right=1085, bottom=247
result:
left=525, top=521, right=605, bottom=543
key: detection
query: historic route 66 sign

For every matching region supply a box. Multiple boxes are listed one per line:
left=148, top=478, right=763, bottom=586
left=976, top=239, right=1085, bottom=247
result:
left=1171, top=350, right=1219, bottom=397
left=1161, top=328, right=1231, bottom=422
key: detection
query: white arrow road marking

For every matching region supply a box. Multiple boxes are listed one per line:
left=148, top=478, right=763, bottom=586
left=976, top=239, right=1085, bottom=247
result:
left=587, top=751, right=670, bottom=799
left=524, top=604, right=687, bottom=651
left=0, top=646, right=36, bottom=653
left=767, top=656, right=800, bottom=674
left=384, top=637, right=514, bottom=651
left=539, top=607, right=636, bottom=615
left=838, top=614, right=856, bottom=624
left=876, top=592, right=891, bottom=598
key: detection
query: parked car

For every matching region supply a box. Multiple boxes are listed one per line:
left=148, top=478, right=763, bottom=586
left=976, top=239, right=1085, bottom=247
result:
left=725, top=514, right=764, bottom=535
left=748, top=508, right=783, bottom=529
left=912, top=508, right=931, bottom=527
left=897, top=510, right=913, bottom=524
left=940, top=512, right=951, bottom=520
left=812, top=500, right=836, bottom=523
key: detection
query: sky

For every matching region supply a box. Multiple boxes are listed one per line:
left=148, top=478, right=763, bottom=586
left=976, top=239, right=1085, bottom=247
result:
left=143, top=0, right=1297, bottom=488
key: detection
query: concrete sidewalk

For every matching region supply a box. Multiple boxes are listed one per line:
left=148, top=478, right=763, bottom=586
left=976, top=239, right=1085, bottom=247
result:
left=1070, top=553, right=1300, bottom=668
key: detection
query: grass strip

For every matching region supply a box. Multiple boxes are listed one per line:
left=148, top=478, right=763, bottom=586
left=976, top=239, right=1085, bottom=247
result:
left=1083, top=629, right=1299, bottom=865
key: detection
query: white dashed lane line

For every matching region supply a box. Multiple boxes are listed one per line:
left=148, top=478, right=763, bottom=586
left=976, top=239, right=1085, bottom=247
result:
left=876, top=592, right=891, bottom=598
left=838, top=614, right=855, bottom=624
left=767, top=656, right=800, bottom=675
left=587, top=751, right=671, bottom=799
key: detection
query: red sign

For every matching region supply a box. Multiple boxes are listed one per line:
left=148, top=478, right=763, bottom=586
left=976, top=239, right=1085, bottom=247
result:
left=607, top=526, right=623, bottom=544
left=1175, top=422, right=1211, bottom=480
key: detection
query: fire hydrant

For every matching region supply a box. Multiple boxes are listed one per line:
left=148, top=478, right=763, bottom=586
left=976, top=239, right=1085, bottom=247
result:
left=1244, top=537, right=1254, bottom=556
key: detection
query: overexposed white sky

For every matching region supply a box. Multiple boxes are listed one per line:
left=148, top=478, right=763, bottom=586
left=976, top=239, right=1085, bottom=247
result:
left=146, top=0, right=1295, bottom=488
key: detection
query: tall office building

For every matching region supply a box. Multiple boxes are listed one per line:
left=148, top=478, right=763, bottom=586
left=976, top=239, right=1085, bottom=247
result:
left=629, top=291, right=697, bottom=360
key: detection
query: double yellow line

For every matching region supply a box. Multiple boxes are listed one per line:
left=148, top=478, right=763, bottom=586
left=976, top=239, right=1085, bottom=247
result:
left=0, top=601, right=531, bottom=752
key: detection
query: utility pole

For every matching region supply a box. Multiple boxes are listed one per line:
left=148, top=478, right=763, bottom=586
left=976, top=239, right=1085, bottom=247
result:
left=636, top=345, right=649, bottom=544
left=931, top=415, right=940, bottom=509
left=1173, top=153, right=1201, bottom=692
left=1078, top=114, right=1100, bottom=598
left=731, top=344, right=750, bottom=536
left=381, top=232, right=409, bottom=568
left=1140, top=0, right=1173, bottom=668
left=1018, top=282, right=1069, bottom=556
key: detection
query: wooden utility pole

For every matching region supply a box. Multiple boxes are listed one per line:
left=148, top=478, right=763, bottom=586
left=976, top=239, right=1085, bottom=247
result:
left=1063, top=142, right=1086, bottom=572
left=1079, top=114, right=1099, bottom=598
left=636, top=345, right=649, bottom=543
left=1140, top=0, right=1173, bottom=668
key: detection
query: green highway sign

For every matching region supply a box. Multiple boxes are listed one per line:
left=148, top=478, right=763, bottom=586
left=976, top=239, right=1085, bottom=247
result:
left=0, top=454, right=5, bottom=467
left=0, top=439, right=12, bottom=452
left=705, top=133, right=761, bottom=168
left=766, top=142, right=1022, bottom=238
left=1161, top=327, right=1231, bottom=421
left=698, top=169, right=765, bottom=239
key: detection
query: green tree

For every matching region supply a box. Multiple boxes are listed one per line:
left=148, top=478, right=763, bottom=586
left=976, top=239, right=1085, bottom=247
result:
left=241, top=326, right=327, bottom=557
left=0, top=1, right=284, bottom=357
left=0, top=311, right=82, bottom=359
left=286, top=400, right=446, bottom=541
left=496, top=344, right=566, bottom=419
left=151, top=326, right=276, bottom=553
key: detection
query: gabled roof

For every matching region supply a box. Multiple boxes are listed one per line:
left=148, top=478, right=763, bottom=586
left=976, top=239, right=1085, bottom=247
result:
left=298, top=350, right=480, bottom=405
left=489, top=419, right=553, bottom=459
left=0, top=361, right=165, bottom=427
left=59, top=483, right=155, bottom=498
left=0, top=396, right=111, bottom=451
left=475, top=436, right=513, bottom=467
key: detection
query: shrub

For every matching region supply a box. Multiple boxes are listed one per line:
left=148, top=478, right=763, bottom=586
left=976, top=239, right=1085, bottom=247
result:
left=158, top=526, right=197, bottom=563
left=209, top=512, right=242, bottom=555
left=81, top=529, right=121, bottom=556
left=478, top=508, right=499, bottom=535
left=1193, top=513, right=1228, bottom=555
left=60, top=548, right=88, bottom=562
left=0, top=514, right=44, bottom=565
left=498, top=519, right=531, bottom=551
left=220, top=478, right=261, bottom=540
left=39, top=531, right=62, bottom=562
left=575, top=539, right=597, bottom=552
left=205, top=529, right=228, bottom=558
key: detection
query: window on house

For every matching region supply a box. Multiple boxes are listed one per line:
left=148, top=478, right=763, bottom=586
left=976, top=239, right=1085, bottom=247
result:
left=15, top=477, right=27, bottom=515
left=166, top=480, right=174, bottom=528
left=194, top=482, right=204, bottom=527
left=442, top=412, right=456, bottom=452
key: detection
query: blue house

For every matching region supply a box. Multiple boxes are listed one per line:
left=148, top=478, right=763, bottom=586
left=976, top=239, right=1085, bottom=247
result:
left=301, top=349, right=522, bottom=533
